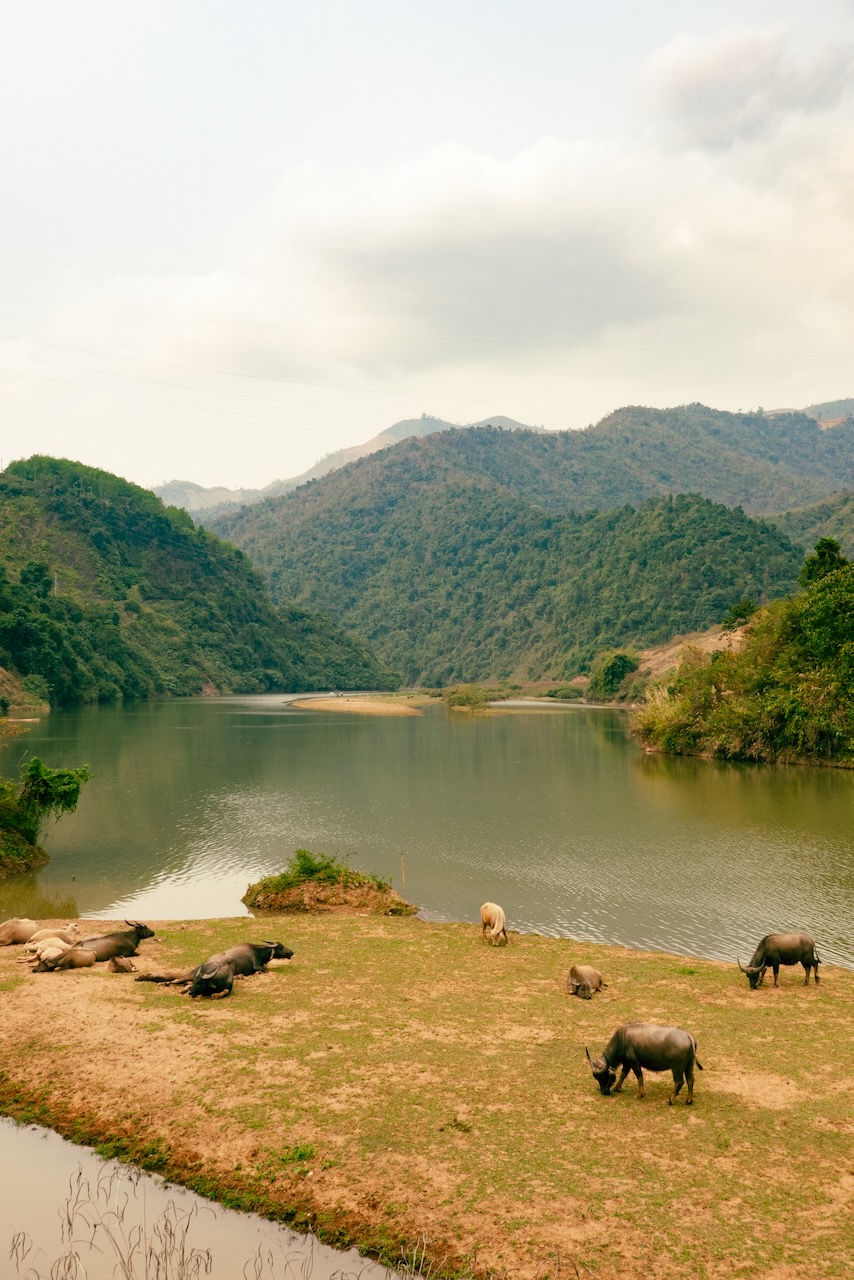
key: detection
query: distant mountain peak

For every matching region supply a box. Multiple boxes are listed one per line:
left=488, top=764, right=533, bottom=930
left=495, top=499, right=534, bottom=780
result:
left=152, top=412, right=537, bottom=517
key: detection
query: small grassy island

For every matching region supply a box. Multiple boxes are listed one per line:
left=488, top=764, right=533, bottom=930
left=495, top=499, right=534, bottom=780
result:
left=0, top=910, right=851, bottom=1279
left=243, top=849, right=416, bottom=915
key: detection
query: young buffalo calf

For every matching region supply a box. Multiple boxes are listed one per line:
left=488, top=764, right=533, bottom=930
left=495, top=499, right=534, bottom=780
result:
left=567, top=964, right=606, bottom=999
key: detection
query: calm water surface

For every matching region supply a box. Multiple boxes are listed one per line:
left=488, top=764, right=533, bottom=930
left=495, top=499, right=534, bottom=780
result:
left=1, top=1119, right=394, bottom=1280
left=1, top=696, right=851, bottom=967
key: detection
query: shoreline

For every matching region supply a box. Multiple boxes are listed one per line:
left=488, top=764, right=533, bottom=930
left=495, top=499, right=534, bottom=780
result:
left=0, top=913, right=851, bottom=1279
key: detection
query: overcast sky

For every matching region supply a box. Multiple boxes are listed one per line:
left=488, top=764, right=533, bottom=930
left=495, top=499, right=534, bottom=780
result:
left=2, top=1, right=853, bottom=489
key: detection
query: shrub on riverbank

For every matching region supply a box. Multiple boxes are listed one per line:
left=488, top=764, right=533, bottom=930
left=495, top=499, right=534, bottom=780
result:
left=243, top=849, right=415, bottom=914
left=0, top=757, right=90, bottom=878
left=632, top=548, right=853, bottom=764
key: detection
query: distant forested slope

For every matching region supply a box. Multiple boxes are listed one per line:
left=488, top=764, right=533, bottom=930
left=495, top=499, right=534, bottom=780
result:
left=768, top=491, right=854, bottom=559
left=0, top=456, right=396, bottom=706
left=219, top=480, right=802, bottom=684
left=211, top=403, right=836, bottom=683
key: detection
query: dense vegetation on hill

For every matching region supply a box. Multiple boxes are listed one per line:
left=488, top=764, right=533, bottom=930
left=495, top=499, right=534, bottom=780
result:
left=216, top=405, right=854, bottom=543
left=212, top=403, right=851, bottom=683
left=632, top=542, right=853, bottom=765
left=220, top=478, right=802, bottom=683
left=769, top=491, right=854, bottom=559
left=0, top=457, right=396, bottom=706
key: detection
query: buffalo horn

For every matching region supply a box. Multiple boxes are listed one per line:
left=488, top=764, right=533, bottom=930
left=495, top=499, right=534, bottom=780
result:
left=585, top=1046, right=592, bottom=1065
left=737, top=957, right=747, bottom=973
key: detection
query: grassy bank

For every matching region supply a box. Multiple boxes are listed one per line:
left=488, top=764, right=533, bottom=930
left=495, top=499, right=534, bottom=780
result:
left=0, top=914, right=851, bottom=1279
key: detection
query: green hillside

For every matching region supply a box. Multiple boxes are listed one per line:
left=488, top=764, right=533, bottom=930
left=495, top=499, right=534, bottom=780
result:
left=632, top=548, right=853, bottom=766
left=211, top=404, right=831, bottom=684
left=219, top=477, right=802, bottom=684
left=0, top=456, right=396, bottom=706
left=768, top=491, right=854, bottom=559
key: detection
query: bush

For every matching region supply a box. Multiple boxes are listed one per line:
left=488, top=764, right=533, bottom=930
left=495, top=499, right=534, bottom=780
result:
left=587, top=650, right=639, bottom=700
left=21, top=673, right=51, bottom=704
left=442, top=683, right=489, bottom=710
left=721, top=597, right=756, bottom=631
left=545, top=685, right=583, bottom=700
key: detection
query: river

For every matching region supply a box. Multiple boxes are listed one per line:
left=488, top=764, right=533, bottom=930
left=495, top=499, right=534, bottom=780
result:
left=1, top=695, right=851, bottom=967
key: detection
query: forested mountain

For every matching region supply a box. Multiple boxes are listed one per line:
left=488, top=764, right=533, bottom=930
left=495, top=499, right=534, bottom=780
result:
left=217, top=478, right=801, bottom=684
left=0, top=457, right=396, bottom=707
left=155, top=413, right=535, bottom=518
left=769, top=491, right=854, bottom=559
left=211, top=403, right=845, bottom=682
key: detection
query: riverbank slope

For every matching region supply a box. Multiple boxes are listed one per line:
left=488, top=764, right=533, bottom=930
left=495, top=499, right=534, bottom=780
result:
left=0, top=915, right=851, bottom=1279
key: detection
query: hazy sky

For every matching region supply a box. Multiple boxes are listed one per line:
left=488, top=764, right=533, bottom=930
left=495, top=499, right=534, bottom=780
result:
left=2, top=1, right=853, bottom=488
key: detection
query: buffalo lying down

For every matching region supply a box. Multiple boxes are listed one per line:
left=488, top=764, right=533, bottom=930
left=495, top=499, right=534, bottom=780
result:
left=137, top=941, right=293, bottom=998
left=0, top=918, right=38, bottom=946
left=738, top=933, right=820, bottom=988
left=37, top=921, right=155, bottom=970
left=586, top=1023, right=703, bottom=1105
left=567, top=964, right=606, bottom=999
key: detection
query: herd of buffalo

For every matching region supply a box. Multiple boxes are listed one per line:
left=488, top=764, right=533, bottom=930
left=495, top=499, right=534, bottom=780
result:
left=482, top=903, right=822, bottom=1106
left=1, top=907, right=825, bottom=1105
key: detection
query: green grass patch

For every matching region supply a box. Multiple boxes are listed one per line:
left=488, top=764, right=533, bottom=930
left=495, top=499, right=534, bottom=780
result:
left=1, top=916, right=852, bottom=1279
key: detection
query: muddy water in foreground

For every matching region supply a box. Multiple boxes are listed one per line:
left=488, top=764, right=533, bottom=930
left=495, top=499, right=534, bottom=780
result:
left=1, top=1119, right=395, bottom=1279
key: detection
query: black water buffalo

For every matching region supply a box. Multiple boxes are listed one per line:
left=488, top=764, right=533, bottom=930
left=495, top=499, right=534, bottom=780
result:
left=137, top=940, right=293, bottom=998
left=75, top=921, right=155, bottom=961
left=41, top=921, right=155, bottom=968
left=586, top=1023, right=703, bottom=1105
left=187, top=941, right=293, bottom=998
left=189, top=959, right=236, bottom=999
left=567, top=964, right=607, bottom=1000
left=738, top=932, right=820, bottom=988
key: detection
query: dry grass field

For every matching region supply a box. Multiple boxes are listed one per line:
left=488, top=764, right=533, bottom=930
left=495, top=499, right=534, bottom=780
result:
left=0, top=913, right=851, bottom=1279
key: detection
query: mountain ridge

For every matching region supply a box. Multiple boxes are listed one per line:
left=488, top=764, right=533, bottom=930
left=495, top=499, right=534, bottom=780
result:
left=154, top=413, right=536, bottom=515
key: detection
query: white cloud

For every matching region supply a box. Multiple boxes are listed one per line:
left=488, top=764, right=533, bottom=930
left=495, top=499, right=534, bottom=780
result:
left=5, top=21, right=854, bottom=487
left=644, top=27, right=854, bottom=149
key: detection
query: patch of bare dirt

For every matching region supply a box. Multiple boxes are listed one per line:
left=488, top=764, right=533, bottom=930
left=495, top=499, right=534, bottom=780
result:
left=713, top=1068, right=804, bottom=1110
left=637, top=624, right=749, bottom=681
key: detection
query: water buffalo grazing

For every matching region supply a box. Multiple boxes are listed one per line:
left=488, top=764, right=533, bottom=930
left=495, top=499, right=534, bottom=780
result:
left=567, top=964, right=607, bottom=1000
left=107, top=955, right=137, bottom=973
left=738, top=933, right=820, bottom=988
left=0, top=918, right=38, bottom=946
left=480, top=902, right=508, bottom=946
left=34, top=947, right=98, bottom=972
left=586, top=1023, right=703, bottom=1105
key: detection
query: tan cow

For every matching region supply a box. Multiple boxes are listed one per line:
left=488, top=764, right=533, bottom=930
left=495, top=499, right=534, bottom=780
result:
left=480, top=902, right=508, bottom=945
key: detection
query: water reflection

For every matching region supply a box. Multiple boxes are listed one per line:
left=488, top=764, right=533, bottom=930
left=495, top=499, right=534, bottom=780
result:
left=1, top=1119, right=394, bottom=1280
left=1, top=697, right=851, bottom=967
